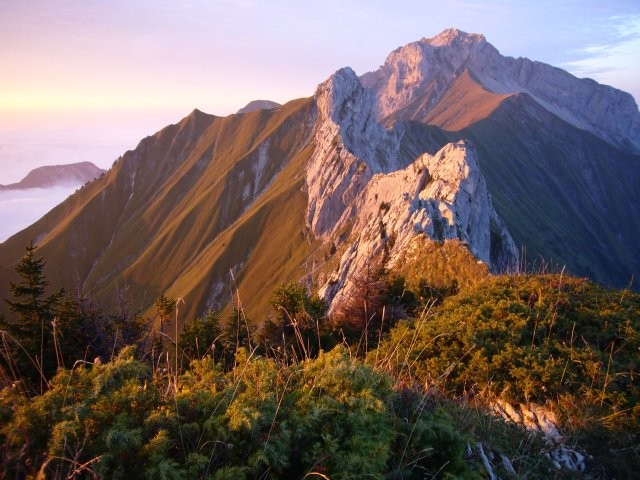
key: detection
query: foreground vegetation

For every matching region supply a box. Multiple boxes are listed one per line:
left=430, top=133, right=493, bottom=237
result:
left=0, top=244, right=638, bottom=478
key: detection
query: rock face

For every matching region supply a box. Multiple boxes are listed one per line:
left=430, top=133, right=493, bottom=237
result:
left=306, top=67, right=403, bottom=238
left=306, top=68, right=518, bottom=310
left=0, top=162, right=105, bottom=190
left=361, top=28, right=640, bottom=153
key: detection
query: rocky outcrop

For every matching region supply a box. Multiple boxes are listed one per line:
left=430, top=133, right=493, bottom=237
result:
left=493, top=400, right=586, bottom=473
left=318, top=140, right=518, bottom=311
left=362, top=28, right=640, bottom=153
left=306, top=67, right=403, bottom=238
left=307, top=68, right=519, bottom=311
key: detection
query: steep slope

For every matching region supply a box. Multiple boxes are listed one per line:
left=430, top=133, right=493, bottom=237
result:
left=384, top=70, right=510, bottom=130
left=0, top=162, right=105, bottom=190
left=0, top=100, right=317, bottom=323
left=457, top=94, right=640, bottom=286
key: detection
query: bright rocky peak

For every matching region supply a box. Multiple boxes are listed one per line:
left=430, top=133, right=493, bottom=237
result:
left=361, top=28, right=640, bottom=153
left=424, top=28, right=486, bottom=47
left=308, top=66, right=518, bottom=309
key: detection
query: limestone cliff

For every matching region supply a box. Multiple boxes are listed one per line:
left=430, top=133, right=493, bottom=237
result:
left=307, top=68, right=518, bottom=310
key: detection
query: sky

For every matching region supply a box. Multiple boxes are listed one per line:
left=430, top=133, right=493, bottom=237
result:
left=1, top=0, right=639, bottom=186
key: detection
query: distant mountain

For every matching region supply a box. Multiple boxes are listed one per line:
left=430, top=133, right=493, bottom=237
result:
left=1, top=29, right=638, bottom=324
left=361, top=28, right=640, bottom=152
left=0, top=161, right=105, bottom=190
left=236, top=100, right=281, bottom=114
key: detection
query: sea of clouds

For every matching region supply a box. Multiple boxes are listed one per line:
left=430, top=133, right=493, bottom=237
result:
left=0, top=186, right=80, bottom=242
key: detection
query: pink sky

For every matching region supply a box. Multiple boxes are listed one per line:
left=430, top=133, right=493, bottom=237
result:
left=1, top=0, right=639, bottom=184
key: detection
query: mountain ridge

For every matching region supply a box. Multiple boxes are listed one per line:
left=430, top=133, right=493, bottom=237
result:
left=0, top=28, right=638, bottom=325
left=362, top=28, right=640, bottom=153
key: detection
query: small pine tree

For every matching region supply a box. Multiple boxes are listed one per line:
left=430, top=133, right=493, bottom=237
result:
left=178, top=310, right=223, bottom=365
left=1, top=241, right=64, bottom=389
left=262, top=282, right=328, bottom=361
left=155, top=294, right=177, bottom=335
left=219, top=307, right=254, bottom=369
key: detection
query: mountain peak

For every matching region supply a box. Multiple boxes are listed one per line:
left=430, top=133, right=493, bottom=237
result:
left=362, top=30, right=640, bottom=153
left=236, top=99, right=281, bottom=114
left=424, top=28, right=486, bottom=47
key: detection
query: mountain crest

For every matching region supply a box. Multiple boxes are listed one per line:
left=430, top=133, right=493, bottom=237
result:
left=423, top=28, right=487, bottom=47
left=362, top=29, right=640, bottom=153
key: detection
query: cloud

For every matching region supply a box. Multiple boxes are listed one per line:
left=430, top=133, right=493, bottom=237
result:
left=561, top=15, right=640, bottom=98
left=0, top=186, right=78, bottom=242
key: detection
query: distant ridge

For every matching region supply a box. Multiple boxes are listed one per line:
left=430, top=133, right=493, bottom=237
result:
left=237, top=100, right=281, bottom=114
left=0, top=161, right=105, bottom=190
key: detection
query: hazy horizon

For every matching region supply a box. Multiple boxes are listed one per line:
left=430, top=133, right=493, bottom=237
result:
left=0, top=109, right=185, bottom=184
left=0, top=185, right=81, bottom=242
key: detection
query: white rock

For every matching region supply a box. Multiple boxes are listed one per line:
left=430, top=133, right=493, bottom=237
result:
left=306, top=67, right=518, bottom=312
left=307, top=67, right=403, bottom=238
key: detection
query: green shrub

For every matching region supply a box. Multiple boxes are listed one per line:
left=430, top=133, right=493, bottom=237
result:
left=373, top=274, right=640, bottom=426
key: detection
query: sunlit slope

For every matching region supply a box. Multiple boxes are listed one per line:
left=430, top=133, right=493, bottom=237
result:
left=385, top=70, right=510, bottom=130
left=0, top=98, right=317, bottom=322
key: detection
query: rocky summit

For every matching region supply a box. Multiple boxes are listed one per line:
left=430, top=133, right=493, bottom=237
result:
left=0, top=29, right=638, bottom=323
left=362, top=28, right=640, bottom=153
left=308, top=67, right=517, bottom=311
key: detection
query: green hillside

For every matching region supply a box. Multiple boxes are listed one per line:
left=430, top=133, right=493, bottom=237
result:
left=1, top=256, right=637, bottom=478
left=0, top=98, right=317, bottom=325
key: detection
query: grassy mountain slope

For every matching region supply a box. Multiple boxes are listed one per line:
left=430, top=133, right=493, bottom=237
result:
left=458, top=94, right=640, bottom=287
left=385, top=70, right=510, bottom=131
left=0, top=98, right=317, bottom=324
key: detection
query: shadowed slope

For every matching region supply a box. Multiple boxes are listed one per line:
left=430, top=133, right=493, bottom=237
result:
left=458, top=94, right=640, bottom=286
